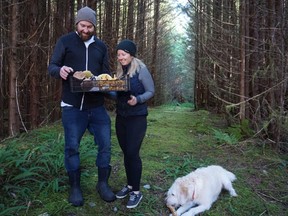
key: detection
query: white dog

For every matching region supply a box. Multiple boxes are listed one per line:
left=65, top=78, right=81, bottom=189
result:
left=166, top=165, right=237, bottom=216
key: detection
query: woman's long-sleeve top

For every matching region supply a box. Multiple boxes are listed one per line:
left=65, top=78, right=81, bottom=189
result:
left=116, top=65, right=155, bottom=117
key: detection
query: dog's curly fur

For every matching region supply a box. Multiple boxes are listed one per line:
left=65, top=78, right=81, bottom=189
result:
left=166, top=165, right=237, bottom=216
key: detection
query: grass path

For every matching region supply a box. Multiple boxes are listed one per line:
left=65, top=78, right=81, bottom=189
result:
left=1, top=105, right=287, bottom=216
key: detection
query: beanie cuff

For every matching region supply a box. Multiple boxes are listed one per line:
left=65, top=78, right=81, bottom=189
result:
left=75, top=6, right=96, bottom=26
left=116, top=39, right=137, bottom=56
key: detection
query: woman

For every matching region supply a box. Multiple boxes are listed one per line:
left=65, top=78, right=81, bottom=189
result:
left=115, top=39, right=155, bottom=208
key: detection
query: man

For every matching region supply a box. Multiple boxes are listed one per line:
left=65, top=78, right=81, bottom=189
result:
left=48, top=6, right=115, bottom=206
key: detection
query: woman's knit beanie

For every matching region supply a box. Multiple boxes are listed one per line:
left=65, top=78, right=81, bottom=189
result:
left=116, top=39, right=137, bottom=57
left=75, top=6, right=96, bottom=27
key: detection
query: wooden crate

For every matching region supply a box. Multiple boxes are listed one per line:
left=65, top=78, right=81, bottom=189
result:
left=69, top=76, right=130, bottom=92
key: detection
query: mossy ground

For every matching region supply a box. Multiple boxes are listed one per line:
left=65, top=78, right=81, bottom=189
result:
left=1, top=104, right=287, bottom=216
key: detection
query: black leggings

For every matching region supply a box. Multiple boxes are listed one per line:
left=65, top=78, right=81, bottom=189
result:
left=115, top=115, right=147, bottom=191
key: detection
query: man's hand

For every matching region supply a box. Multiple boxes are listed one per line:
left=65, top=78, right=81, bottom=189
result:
left=60, top=66, right=73, bottom=80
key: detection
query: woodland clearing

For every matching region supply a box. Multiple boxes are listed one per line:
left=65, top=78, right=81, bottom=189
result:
left=0, top=104, right=287, bottom=216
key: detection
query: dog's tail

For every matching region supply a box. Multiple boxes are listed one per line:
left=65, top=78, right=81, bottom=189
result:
left=226, top=170, right=237, bottom=182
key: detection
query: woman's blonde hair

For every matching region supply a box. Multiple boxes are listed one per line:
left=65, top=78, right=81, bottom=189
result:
left=116, top=57, right=145, bottom=78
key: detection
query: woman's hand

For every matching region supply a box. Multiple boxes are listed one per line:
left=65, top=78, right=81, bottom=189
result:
left=127, top=95, right=137, bottom=106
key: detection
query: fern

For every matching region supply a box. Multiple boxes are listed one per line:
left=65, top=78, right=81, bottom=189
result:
left=213, top=129, right=238, bottom=145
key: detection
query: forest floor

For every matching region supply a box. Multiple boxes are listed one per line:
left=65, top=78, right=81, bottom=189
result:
left=0, top=104, right=287, bottom=216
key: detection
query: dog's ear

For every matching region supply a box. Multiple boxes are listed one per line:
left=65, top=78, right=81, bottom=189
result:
left=192, top=176, right=203, bottom=200
left=186, top=178, right=196, bottom=200
left=180, top=183, right=189, bottom=197
left=179, top=181, right=191, bottom=204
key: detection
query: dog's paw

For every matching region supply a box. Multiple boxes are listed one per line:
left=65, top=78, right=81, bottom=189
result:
left=181, top=212, right=195, bottom=216
left=230, top=189, right=237, bottom=197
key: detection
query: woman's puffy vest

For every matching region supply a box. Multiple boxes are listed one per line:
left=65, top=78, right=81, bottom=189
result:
left=116, top=72, right=148, bottom=117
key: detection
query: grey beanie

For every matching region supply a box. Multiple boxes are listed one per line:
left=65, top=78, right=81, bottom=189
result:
left=75, top=6, right=96, bottom=26
left=116, top=39, right=137, bottom=56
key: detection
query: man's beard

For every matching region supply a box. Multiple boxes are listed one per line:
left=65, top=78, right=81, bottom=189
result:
left=77, top=31, right=93, bottom=41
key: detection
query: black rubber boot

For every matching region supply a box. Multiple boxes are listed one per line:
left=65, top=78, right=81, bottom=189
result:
left=96, top=166, right=116, bottom=202
left=68, top=170, right=84, bottom=206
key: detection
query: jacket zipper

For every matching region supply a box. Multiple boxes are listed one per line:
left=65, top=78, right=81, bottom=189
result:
left=79, top=45, right=89, bottom=110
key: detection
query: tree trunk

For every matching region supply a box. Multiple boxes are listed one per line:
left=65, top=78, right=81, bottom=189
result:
left=103, top=0, right=113, bottom=68
left=8, top=0, right=20, bottom=136
left=0, top=0, right=6, bottom=138
left=239, top=0, right=246, bottom=121
left=126, top=0, right=135, bottom=39
left=28, top=0, right=40, bottom=129
left=135, top=0, right=145, bottom=58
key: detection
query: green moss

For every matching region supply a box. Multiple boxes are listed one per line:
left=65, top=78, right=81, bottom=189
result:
left=0, top=104, right=287, bottom=216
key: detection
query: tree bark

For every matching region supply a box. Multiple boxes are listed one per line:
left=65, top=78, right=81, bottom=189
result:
left=28, top=0, right=40, bottom=129
left=239, top=0, right=246, bottom=121
left=126, top=0, right=135, bottom=39
left=8, top=0, right=20, bottom=136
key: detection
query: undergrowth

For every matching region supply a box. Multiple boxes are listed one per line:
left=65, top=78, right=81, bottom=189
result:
left=0, top=104, right=287, bottom=216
